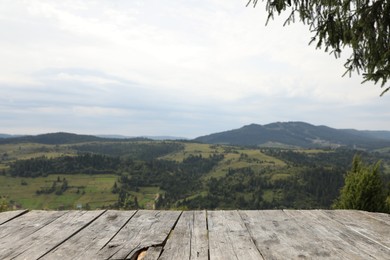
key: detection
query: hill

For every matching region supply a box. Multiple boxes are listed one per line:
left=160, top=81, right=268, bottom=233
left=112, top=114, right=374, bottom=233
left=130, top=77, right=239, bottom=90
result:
left=0, top=134, right=23, bottom=139
left=1, top=137, right=389, bottom=211
left=0, top=132, right=105, bottom=145
left=0, top=132, right=149, bottom=145
left=194, top=122, right=390, bottom=149
left=0, top=132, right=185, bottom=145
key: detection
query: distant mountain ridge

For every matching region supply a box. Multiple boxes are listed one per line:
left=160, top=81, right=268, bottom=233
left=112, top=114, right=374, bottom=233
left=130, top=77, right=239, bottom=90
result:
left=2, top=122, right=390, bottom=149
left=194, top=122, right=390, bottom=149
left=97, top=135, right=187, bottom=140
left=0, top=132, right=105, bottom=145
left=0, top=132, right=185, bottom=145
left=0, top=132, right=150, bottom=145
left=0, top=134, right=23, bottom=139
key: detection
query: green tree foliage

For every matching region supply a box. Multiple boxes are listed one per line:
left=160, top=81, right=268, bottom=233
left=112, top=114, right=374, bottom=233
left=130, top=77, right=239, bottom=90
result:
left=5, top=141, right=390, bottom=210
left=35, top=178, right=70, bottom=195
left=248, top=0, right=390, bottom=95
left=0, top=197, right=9, bottom=212
left=9, top=154, right=121, bottom=177
left=333, top=155, right=387, bottom=212
left=72, top=142, right=184, bottom=160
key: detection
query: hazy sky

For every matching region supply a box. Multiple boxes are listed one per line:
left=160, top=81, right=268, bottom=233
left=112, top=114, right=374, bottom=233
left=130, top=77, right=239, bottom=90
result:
left=1, top=0, right=389, bottom=138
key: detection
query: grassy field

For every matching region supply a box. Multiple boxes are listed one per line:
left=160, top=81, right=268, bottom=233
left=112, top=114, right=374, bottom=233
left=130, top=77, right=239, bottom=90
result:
left=128, top=186, right=162, bottom=209
left=161, top=143, right=286, bottom=179
left=0, top=174, right=118, bottom=210
left=0, top=143, right=75, bottom=158
left=0, top=142, right=118, bottom=210
left=0, top=143, right=76, bottom=171
left=209, top=148, right=286, bottom=179
left=0, top=140, right=343, bottom=210
left=160, top=143, right=221, bottom=161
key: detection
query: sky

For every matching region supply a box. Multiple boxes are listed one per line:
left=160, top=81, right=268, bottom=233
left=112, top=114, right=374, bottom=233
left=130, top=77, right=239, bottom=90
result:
left=1, top=0, right=389, bottom=138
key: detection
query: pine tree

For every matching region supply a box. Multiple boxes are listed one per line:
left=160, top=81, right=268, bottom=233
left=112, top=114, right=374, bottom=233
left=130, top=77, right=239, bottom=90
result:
left=333, top=155, right=386, bottom=212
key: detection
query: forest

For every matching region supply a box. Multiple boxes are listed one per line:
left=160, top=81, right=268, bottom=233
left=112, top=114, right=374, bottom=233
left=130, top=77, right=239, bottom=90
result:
left=1, top=140, right=390, bottom=211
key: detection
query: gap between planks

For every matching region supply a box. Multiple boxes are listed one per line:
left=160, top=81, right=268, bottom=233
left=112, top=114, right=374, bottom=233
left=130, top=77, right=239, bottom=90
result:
left=0, top=210, right=389, bottom=260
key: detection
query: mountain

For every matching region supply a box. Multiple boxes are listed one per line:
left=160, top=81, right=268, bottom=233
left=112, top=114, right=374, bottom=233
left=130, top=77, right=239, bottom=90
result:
left=141, top=136, right=188, bottom=141
left=96, top=134, right=187, bottom=141
left=96, top=134, right=131, bottom=139
left=194, top=122, right=390, bottom=149
left=3, top=122, right=390, bottom=149
left=0, top=132, right=150, bottom=145
left=0, top=132, right=107, bottom=145
left=0, top=134, right=24, bottom=139
left=0, top=132, right=184, bottom=145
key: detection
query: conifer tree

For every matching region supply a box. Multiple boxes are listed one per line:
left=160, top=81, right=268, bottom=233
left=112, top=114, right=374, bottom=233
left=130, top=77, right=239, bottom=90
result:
left=333, top=155, right=386, bottom=212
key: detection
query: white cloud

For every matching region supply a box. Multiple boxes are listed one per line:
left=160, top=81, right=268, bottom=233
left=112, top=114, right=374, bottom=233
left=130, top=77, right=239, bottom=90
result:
left=0, top=0, right=389, bottom=136
left=72, top=106, right=130, bottom=117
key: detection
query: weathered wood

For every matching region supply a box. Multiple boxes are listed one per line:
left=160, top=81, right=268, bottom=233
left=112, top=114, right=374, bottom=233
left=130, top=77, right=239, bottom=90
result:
left=191, top=210, right=209, bottom=260
left=142, top=246, right=163, bottom=260
left=0, top=209, right=389, bottom=259
left=41, top=210, right=137, bottom=260
left=0, top=210, right=67, bottom=253
left=361, top=210, right=390, bottom=224
left=1, top=210, right=104, bottom=259
left=157, top=211, right=192, bottom=260
left=98, top=210, right=181, bottom=260
left=0, top=210, right=28, bottom=225
left=284, top=210, right=390, bottom=259
left=321, top=210, right=390, bottom=250
left=208, top=210, right=263, bottom=260
left=159, top=210, right=208, bottom=260
left=240, top=210, right=343, bottom=259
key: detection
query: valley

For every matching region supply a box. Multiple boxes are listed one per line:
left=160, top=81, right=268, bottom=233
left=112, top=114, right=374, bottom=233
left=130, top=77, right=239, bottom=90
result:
left=1, top=123, right=390, bottom=211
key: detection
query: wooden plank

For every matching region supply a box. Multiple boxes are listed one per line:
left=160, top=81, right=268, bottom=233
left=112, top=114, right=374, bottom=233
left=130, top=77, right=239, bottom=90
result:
left=321, top=210, right=390, bottom=250
left=240, top=210, right=346, bottom=259
left=41, top=210, right=137, bottom=260
left=98, top=210, right=181, bottom=259
left=191, top=210, right=209, bottom=260
left=0, top=210, right=67, bottom=253
left=159, top=211, right=208, bottom=260
left=158, top=211, right=192, bottom=260
left=284, top=210, right=390, bottom=259
left=143, top=246, right=163, bottom=260
left=0, top=210, right=28, bottom=225
left=208, top=210, right=263, bottom=260
left=1, top=210, right=104, bottom=259
left=361, top=210, right=390, bottom=224
left=0, top=209, right=389, bottom=260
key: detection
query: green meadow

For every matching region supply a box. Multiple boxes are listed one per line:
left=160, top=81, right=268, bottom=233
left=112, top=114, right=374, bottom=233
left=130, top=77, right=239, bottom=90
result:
left=0, top=174, right=117, bottom=210
left=161, top=142, right=286, bottom=180
left=2, top=138, right=388, bottom=210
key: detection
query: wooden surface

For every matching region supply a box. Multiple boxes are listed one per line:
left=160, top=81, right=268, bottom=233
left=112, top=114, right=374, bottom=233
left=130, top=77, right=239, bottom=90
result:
left=0, top=210, right=389, bottom=259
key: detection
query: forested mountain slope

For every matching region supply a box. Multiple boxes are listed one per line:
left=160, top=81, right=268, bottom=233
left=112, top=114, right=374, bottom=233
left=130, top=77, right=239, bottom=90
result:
left=0, top=132, right=148, bottom=145
left=1, top=139, right=389, bottom=211
left=194, top=122, right=390, bottom=149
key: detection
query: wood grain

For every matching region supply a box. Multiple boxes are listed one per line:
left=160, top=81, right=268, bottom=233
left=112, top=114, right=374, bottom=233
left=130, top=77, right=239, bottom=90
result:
left=284, top=210, right=390, bottom=259
left=1, top=210, right=104, bottom=259
left=0, top=210, right=67, bottom=257
left=321, top=210, right=390, bottom=253
left=0, top=210, right=27, bottom=225
left=41, top=210, right=136, bottom=260
left=98, top=210, right=181, bottom=259
left=208, top=210, right=263, bottom=260
left=0, top=209, right=389, bottom=260
left=240, top=210, right=341, bottom=259
left=159, top=211, right=208, bottom=260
